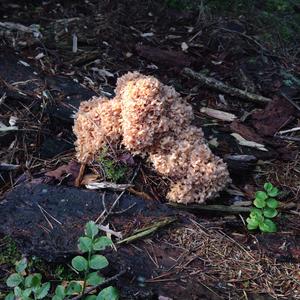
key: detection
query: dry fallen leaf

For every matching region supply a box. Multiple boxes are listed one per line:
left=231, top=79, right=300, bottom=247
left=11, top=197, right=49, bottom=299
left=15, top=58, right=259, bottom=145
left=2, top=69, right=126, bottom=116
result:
left=45, top=161, right=80, bottom=181
left=81, top=173, right=99, bottom=185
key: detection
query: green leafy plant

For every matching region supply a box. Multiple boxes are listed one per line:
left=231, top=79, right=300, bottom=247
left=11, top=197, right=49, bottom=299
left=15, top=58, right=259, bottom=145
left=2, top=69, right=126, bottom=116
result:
left=246, top=182, right=280, bottom=233
left=5, top=258, right=50, bottom=300
left=52, top=221, right=119, bottom=300
left=66, top=221, right=119, bottom=300
left=5, top=222, right=119, bottom=300
left=98, top=149, right=127, bottom=183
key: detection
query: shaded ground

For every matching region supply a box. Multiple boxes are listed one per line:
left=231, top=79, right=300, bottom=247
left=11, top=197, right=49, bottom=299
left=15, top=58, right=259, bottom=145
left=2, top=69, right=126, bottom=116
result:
left=0, top=0, right=300, bottom=299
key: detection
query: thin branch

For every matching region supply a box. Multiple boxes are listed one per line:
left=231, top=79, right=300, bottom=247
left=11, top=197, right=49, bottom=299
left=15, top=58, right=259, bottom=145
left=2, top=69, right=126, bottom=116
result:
left=95, top=162, right=141, bottom=224
left=183, top=68, right=271, bottom=104
left=281, top=92, right=300, bottom=112
left=168, top=203, right=251, bottom=214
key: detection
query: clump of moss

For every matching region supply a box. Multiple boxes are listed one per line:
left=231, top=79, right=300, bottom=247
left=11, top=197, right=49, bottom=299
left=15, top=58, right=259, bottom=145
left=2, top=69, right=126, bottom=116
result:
left=0, top=236, right=21, bottom=265
left=98, top=148, right=127, bottom=183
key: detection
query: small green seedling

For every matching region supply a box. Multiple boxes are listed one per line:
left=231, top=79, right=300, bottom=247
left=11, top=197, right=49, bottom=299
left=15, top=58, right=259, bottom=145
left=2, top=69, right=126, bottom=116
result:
left=52, top=221, right=119, bottom=300
left=67, top=221, right=119, bottom=300
left=5, top=221, right=119, bottom=300
left=5, top=258, right=50, bottom=300
left=246, top=182, right=280, bottom=233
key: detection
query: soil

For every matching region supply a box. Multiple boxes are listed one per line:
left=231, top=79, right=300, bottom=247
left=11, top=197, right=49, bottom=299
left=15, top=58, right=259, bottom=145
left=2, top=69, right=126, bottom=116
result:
left=0, top=0, right=300, bottom=299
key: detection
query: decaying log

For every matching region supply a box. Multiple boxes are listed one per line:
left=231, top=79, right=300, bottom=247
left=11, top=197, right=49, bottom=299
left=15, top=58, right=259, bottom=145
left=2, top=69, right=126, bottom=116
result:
left=224, top=154, right=257, bottom=174
left=183, top=68, right=272, bottom=104
left=169, top=203, right=251, bottom=214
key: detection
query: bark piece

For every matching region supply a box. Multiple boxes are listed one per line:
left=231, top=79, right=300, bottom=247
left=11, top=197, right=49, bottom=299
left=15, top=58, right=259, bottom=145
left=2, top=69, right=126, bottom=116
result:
left=230, top=120, right=264, bottom=143
left=136, top=45, right=194, bottom=68
left=200, top=107, right=237, bottom=122
left=250, top=96, right=295, bottom=136
left=183, top=68, right=272, bottom=104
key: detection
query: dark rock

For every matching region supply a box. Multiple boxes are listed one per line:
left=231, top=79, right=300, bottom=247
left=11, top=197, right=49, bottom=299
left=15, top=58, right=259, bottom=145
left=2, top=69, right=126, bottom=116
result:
left=0, top=183, right=175, bottom=261
left=0, top=183, right=221, bottom=299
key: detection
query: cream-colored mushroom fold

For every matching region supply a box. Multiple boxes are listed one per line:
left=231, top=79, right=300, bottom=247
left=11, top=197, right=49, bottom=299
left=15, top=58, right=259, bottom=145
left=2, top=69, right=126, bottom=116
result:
left=73, top=72, right=231, bottom=203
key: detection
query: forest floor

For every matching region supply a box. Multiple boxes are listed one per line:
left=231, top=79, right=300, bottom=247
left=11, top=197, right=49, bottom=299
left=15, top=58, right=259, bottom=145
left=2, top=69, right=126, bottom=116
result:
left=0, top=0, right=300, bottom=299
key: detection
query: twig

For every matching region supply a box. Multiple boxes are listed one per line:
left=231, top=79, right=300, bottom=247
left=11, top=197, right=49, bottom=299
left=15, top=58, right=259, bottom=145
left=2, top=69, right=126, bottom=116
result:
left=38, top=205, right=54, bottom=230
left=279, top=127, right=300, bottom=134
left=220, top=28, right=269, bottom=53
left=274, top=135, right=300, bottom=143
left=168, top=203, right=251, bottom=214
left=0, top=22, right=40, bottom=34
left=0, top=163, right=20, bottom=171
left=281, top=92, right=300, bottom=112
left=200, top=107, right=237, bottom=122
left=75, top=163, right=86, bottom=187
left=95, top=189, right=126, bottom=224
left=97, top=224, right=123, bottom=239
left=116, top=217, right=176, bottom=245
left=38, top=204, right=62, bottom=225
left=86, top=181, right=133, bottom=191
left=110, top=203, right=136, bottom=215
left=95, top=163, right=141, bottom=224
left=183, top=68, right=271, bottom=104
left=70, top=270, right=126, bottom=300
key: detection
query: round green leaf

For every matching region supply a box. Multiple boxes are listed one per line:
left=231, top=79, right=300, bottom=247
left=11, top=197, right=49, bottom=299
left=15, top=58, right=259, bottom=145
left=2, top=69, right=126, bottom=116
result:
left=25, top=273, right=42, bottom=288
left=268, top=187, right=279, bottom=197
left=247, top=223, right=258, bottom=230
left=259, top=219, right=277, bottom=233
left=87, top=272, right=105, bottom=286
left=93, top=237, right=112, bottom=251
left=250, top=211, right=264, bottom=223
left=86, top=296, right=97, bottom=300
left=72, top=256, right=88, bottom=272
left=14, top=286, right=22, bottom=297
left=255, top=191, right=268, bottom=201
left=253, top=198, right=266, bottom=209
left=89, top=255, right=109, bottom=270
left=35, top=282, right=51, bottom=299
left=266, top=198, right=279, bottom=209
left=6, top=273, right=23, bottom=287
left=250, top=208, right=263, bottom=220
left=78, top=237, right=93, bottom=253
left=264, top=182, right=273, bottom=193
left=16, top=258, right=28, bottom=273
left=25, top=275, right=33, bottom=288
left=66, top=281, right=82, bottom=296
left=5, top=292, right=14, bottom=300
left=52, top=296, right=63, bottom=300
left=23, top=288, right=32, bottom=297
left=85, top=221, right=99, bottom=239
left=55, top=285, right=65, bottom=298
left=31, top=274, right=42, bottom=287
left=263, top=207, right=278, bottom=218
left=97, top=286, right=119, bottom=300
left=246, top=217, right=259, bottom=230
